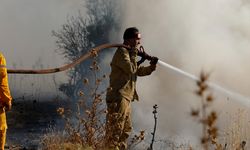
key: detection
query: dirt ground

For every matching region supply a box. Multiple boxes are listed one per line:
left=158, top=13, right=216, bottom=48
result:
left=5, top=98, right=70, bottom=150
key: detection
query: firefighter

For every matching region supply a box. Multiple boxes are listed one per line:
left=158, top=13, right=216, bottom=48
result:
left=0, top=52, right=12, bottom=150
left=105, top=27, right=158, bottom=150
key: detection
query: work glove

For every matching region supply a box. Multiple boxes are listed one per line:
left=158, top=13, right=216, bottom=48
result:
left=137, top=46, right=152, bottom=66
left=137, top=46, right=150, bottom=59
left=150, top=56, right=158, bottom=65
left=137, top=50, right=146, bottom=58
left=137, top=51, right=146, bottom=66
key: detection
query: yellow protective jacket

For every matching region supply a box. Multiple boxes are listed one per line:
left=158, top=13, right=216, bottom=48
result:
left=106, top=47, right=155, bottom=102
left=0, top=53, right=12, bottom=130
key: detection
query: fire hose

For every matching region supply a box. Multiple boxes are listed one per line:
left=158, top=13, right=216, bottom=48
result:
left=6, top=43, right=250, bottom=107
left=7, top=43, right=130, bottom=74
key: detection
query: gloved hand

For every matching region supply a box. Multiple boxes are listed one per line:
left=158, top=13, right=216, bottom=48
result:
left=137, top=50, right=146, bottom=58
left=137, top=50, right=146, bottom=66
left=150, top=56, right=158, bottom=65
left=138, top=51, right=153, bottom=59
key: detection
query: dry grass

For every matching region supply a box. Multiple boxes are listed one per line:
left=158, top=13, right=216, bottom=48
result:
left=219, top=109, right=248, bottom=150
left=40, top=129, right=88, bottom=150
left=40, top=62, right=250, bottom=150
left=40, top=57, right=107, bottom=150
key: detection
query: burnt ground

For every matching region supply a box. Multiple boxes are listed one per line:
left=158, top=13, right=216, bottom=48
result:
left=5, top=98, right=71, bottom=150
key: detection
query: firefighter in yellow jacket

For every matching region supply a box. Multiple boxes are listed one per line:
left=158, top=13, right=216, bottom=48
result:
left=0, top=52, right=12, bottom=150
left=105, top=27, right=158, bottom=150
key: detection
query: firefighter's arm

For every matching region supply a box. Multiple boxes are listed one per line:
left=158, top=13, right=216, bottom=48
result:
left=137, top=56, right=158, bottom=76
left=0, top=54, right=12, bottom=110
left=137, top=65, right=156, bottom=76
left=115, top=48, right=137, bottom=74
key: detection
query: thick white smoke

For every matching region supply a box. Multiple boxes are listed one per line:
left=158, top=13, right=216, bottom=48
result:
left=119, top=0, right=250, bottom=145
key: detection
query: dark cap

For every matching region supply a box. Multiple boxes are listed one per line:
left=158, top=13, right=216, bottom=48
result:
left=123, top=27, right=141, bottom=40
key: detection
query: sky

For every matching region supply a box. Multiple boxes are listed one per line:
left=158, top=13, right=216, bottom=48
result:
left=1, top=0, right=250, bottom=147
left=0, top=0, right=85, bottom=67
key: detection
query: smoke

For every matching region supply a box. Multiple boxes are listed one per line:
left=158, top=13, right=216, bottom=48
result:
left=0, top=0, right=85, bottom=98
left=119, top=0, right=250, bottom=145
left=0, top=0, right=85, bottom=67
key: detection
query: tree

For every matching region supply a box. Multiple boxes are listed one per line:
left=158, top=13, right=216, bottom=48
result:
left=52, top=0, right=121, bottom=99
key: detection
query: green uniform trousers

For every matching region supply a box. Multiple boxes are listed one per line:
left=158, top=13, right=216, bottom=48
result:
left=105, top=97, right=132, bottom=150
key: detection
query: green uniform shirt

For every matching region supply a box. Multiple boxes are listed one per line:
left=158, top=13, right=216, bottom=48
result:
left=106, top=47, right=155, bottom=102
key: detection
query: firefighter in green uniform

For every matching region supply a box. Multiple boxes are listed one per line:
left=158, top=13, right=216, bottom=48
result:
left=105, top=27, right=158, bottom=150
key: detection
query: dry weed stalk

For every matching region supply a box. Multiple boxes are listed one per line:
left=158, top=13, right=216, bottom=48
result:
left=127, top=130, right=145, bottom=150
left=41, top=57, right=108, bottom=150
left=128, top=105, right=157, bottom=150
left=148, top=104, right=158, bottom=150
left=191, top=71, right=223, bottom=150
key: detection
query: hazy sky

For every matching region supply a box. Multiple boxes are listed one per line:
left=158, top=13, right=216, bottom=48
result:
left=0, top=0, right=84, bottom=68
left=0, top=0, right=85, bottom=97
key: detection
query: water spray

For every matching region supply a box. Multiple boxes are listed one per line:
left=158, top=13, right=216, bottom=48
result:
left=139, top=45, right=250, bottom=106
left=158, top=60, right=250, bottom=107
